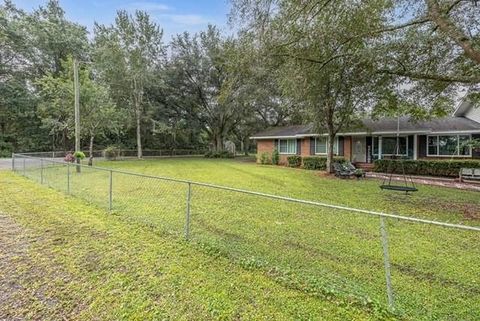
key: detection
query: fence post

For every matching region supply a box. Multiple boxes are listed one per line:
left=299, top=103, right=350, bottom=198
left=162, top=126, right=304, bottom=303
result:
left=380, top=216, right=394, bottom=310
left=184, top=182, right=192, bottom=240
left=11, top=153, right=15, bottom=171
left=40, top=159, right=44, bottom=184
left=109, top=170, right=113, bottom=211
left=67, top=162, right=70, bottom=194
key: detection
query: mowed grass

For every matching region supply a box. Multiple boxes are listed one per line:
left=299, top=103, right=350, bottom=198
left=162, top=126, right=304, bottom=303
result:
left=10, top=157, right=480, bottom=320
left=0, top=171, right=378, bottom=321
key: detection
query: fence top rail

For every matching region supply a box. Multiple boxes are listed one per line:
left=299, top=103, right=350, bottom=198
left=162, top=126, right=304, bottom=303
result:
left=12, top=153, right=480, bottom=232
left=15, top=149, right=206, bottom=154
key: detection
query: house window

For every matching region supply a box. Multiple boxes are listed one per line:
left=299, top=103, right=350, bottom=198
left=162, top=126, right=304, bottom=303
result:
left=427, top=135, right=471, bottom=156
left=382, top=136, right=407, bottom=156
left=315, top=137, right=338, bottom=155
left=279, top=139, right=296, bottom=154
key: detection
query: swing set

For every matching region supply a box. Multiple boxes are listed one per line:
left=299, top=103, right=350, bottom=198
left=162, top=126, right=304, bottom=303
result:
left=379, top=117, right=418, bottom=193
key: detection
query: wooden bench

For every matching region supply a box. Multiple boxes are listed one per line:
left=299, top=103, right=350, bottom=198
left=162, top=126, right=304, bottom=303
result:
left=459, top=168, right=480, bottom=182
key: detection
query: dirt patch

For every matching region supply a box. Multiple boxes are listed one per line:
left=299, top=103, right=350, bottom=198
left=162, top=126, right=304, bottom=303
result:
left=0, top=213, right=82, bottom=320
left=0, top=213, right=31, bottom=310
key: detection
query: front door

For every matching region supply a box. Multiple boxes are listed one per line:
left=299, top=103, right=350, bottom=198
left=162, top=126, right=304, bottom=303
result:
left=352, top=136, right=366, bottom=163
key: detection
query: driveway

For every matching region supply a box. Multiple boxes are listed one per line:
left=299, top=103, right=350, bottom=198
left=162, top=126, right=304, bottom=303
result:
left=0, top=159, right=11, bottom=170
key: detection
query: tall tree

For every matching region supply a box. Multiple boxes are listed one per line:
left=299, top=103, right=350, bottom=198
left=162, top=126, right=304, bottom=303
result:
left=167, top=26, right=243, bottom=151
left=37, top=58, right=123, bottom=164
left=94, top=10, right=164, bottom=158
left=0, top=0, right=89, bottom=154
left=231, top=0, right=389, bottom=172
left=371, top=0, right=480, bottom=113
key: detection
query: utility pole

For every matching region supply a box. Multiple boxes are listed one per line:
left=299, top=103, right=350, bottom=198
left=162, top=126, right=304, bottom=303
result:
left=73, top=58, right=81, bottom=173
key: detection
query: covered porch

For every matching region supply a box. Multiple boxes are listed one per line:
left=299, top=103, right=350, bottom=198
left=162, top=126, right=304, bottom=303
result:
left=348, top=134, right=418, bottom=164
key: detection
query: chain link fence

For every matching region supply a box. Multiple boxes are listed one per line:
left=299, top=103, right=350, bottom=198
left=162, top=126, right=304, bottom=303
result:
left=16, top=148, right=207, bottom=160
left=11, top=153, right=480, bottom=320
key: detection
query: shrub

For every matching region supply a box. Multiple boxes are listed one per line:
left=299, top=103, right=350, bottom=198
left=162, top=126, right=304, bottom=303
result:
left=271, top=149, right=279, bottom=165
left=204, top=150, right=235, bottom=158
left=302, top=157, right=327, bottom=170
left=73, top=151, right=85, bottom=160
left=302, top=156, right=346, bottom=170
left=258, top=152, right=271, bottom=164
left=373, top=159, right=480, bottom=177
left=287, top=155, right=302, bottom=167
left=0, top=140, right=13, bottom=158
left=104, top=146, right=121, bottom=161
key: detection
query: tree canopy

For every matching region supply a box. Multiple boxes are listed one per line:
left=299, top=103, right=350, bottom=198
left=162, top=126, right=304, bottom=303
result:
left=1, top=0, right=479, bottom=160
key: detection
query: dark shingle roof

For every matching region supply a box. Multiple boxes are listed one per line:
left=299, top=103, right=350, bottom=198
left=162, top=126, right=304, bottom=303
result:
left=251, top=124, right=313, bottom=138
left=251, top=116, right=480, bottom=138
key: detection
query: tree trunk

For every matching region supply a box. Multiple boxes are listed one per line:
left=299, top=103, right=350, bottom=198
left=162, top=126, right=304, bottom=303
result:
left=426, top=0, right=480, bottom=65
left=212, top=132, right=223, bottom=152
left=88, top=135, right=94, bottom=166
left=216, top=135, right=223, bottom=151
left=136, top=104, right=142, bottom=159
left=134, top=78, right=143, bottom=159
left=244, top=137, right=250, bottom=156
left=326, top=133, right=336, bottom=174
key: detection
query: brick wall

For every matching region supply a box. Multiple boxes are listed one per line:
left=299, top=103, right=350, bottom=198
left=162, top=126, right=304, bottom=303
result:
left=301, top=138, right=311, bottom=157
left=256, top=140, right=274, bottom=163
left=256, top=138, right=312, bottom=165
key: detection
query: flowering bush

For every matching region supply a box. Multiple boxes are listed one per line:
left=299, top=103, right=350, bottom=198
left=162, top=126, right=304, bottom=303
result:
left=64, top=153, right=75, bottom=163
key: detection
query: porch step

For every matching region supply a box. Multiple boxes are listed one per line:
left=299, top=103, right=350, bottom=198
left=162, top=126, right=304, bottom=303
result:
left=354, top=162, right=374, bottom=171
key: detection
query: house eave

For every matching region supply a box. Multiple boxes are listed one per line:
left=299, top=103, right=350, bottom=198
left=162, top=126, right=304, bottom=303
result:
left=251, top=129, right=480, bottom=140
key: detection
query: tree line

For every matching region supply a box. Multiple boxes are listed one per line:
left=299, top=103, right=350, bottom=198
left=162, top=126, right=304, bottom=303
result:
left=1, top=0, right=479, bottom=168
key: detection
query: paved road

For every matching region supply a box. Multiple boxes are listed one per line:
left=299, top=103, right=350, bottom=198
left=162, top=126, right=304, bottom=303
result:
left=0, top=159, right=12, bottom=170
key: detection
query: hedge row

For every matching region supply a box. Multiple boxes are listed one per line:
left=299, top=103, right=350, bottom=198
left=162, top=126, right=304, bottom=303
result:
left=285, top=156, right=345, bottom=169
left=257, top=153, right=346, bottom=170
left=373, top=159, right=480, bottom=177
left=302, top=156, right=346, bottom=170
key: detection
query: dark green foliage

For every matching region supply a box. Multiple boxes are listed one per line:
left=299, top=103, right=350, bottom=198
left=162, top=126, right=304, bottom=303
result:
left=204, top=150, right=235, bottom=158
left=0, top=139, right=14, bottom=157
left=287, top=155, right=301, bottom=167
left=271, top=149, right=279, bottom=165
left=302, top=157, right=327, bottom=170
left=302, top=157, right=345, bottom=170
left=103, top=146, right=121, bottom=161
left=373, top=159, right=480, bottom=177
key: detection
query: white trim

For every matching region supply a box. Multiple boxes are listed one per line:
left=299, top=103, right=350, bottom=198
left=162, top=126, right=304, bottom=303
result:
left=251, top=135, right=300, bottom=140
left=452, top=95, right=469, bottom=117
left=426, top=134, right=472, bottom=157
left=250, top=129, right=480, bottom=140
left=378, top=137, right=382, bottom=160
left=413, top=134, right=418, bottom=160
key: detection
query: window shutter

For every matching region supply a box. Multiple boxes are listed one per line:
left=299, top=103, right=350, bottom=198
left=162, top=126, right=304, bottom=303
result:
left=338, top=136, right=344, bottom=156
left=297, top=139, right=301, bottom=155
left=310, top=137, right=315, bottom=155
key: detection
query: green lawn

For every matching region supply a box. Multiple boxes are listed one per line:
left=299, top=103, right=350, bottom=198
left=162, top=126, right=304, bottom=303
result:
left=6, top=157, right=480, bottom=320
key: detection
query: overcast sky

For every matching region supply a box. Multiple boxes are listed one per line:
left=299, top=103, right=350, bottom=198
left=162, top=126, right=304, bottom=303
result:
left=13, top=0, right=231, bottom=40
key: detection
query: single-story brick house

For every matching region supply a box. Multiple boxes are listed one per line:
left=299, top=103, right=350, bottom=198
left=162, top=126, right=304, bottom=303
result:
left=251, top=100, right=480, bottom=166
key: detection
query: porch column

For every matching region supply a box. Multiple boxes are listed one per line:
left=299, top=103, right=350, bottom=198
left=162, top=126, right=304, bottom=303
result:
left=413, top=134, right=418, bottom=160
left=379, top=136, right=382, bottom=160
